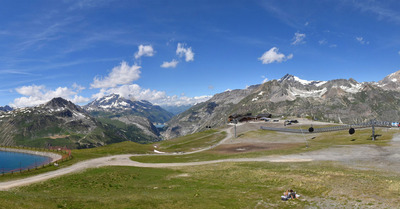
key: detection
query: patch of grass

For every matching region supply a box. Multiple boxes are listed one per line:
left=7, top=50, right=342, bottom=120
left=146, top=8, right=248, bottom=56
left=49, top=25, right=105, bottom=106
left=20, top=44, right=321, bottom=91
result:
left=69, top=141, right=154, bottom=164
left=1, top=161, right=399, bottom=208
left=155, top=130, right=226, bottom=152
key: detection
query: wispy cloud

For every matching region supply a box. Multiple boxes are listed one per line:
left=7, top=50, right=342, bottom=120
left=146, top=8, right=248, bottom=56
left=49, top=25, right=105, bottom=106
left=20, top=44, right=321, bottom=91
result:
left=176, top=43, right=194, bottom=62
left=351, top=1, right=400, bottom=24
left=14, top=23, right=63, bottom=53
left=291, top=32, right=306, bottom=45
left=161, top=59, right=179, bottom=68
left=66, top=0, right=116, bottom=10
left=259, top=2, right=300, bottom=28
left=355, top=36, right=369, bottom=45
left=261, top=75, right=269, bottom=83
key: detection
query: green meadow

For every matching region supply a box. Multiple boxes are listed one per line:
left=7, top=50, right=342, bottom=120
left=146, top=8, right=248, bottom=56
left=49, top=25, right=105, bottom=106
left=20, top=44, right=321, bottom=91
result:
left=1, top=126, right=399, bottom=208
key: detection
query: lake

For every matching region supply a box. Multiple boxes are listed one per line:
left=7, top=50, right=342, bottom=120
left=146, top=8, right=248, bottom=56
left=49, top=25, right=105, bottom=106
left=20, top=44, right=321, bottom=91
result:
left=0, top=150, right=51, bottom=173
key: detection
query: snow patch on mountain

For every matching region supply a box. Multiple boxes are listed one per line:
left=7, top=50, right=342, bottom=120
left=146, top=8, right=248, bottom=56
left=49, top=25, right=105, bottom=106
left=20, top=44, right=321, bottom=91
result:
left=288, top=87, right=328, bottom=98
left=338, top=83, right=363, bottom=93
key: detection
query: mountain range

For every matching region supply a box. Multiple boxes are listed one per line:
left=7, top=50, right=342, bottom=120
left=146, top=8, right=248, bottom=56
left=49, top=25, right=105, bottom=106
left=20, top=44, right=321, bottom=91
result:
left=84, top=94, right=174, bottom=123
left=83, top=94, right=174, bottom=141
left=0, top=95, right=174, bottom=148
left=162, top=70, right=400, bottom=139
left=3, top=70, right=400, bottom=146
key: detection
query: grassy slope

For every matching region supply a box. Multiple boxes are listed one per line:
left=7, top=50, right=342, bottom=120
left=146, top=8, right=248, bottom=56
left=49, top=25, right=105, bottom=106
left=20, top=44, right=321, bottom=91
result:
left=0, top=126, right=400, bottom=208
left=154, top=129, right=226, bottom=152
left=131, top=127, right=394, bottom=163
left=1, top=162, right=399, bottom=208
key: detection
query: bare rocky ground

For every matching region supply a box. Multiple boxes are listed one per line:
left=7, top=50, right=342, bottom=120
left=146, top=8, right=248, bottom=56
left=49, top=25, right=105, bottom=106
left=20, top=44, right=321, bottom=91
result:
left=231, top=120, right=400, bottom=173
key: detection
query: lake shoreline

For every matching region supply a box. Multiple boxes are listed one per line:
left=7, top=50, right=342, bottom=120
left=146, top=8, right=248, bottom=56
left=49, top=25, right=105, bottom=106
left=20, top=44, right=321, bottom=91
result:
left=0, top=147, right=62, bottom=163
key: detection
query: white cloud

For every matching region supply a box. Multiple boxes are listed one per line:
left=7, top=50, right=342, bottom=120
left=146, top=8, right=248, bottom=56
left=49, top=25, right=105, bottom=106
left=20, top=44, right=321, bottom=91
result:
left=304, top=22, right=309, bottom=26
left=319, top=39, right=327, bottom=45
left=72, top=83, right=85, bottom=91
left=176, top=43, right=194, bottom=62
left=329, top=44, right=337, bottom=48
left=93, top=84, right=211, bottom=106
left=161, top=59, right=179, bottom=68
left=12, top=85, right=89, bottom=107
left=91, top=61, right=141, bottom=88
left=16, top=85, right=46, bottom=96
left=134, top=44, right=155, bottom=59
left=398, top=50, right=400, bottom=55
left=355, top=37, right=369, bottom=45
left=261, top=75, right=269, bottom=83
left=258, top=47, right=293, bottom=64
left=291, top=32, right=306, bottom=45
left=71, top=95, right=91, bottom=104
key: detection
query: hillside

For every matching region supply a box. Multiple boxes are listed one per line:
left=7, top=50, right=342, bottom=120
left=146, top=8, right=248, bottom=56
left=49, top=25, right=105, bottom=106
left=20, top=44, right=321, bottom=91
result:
left=0, top=98, right=160, bottom=148
left=163, top=70, right=400, bottom=139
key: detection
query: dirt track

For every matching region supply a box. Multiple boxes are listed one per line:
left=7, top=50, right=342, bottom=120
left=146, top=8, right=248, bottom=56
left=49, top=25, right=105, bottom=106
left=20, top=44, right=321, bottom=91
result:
left=2, top=121, right=400, bottom=191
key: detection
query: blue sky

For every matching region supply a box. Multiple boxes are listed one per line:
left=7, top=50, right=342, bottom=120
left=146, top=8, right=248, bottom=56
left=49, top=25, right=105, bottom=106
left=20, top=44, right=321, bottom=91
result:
left=1, top=0, right=400, bottom=107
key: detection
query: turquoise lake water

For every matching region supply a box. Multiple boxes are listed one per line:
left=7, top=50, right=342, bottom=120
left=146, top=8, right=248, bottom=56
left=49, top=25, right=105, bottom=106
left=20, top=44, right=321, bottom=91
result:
left=0, top=150, right=51, bottom=173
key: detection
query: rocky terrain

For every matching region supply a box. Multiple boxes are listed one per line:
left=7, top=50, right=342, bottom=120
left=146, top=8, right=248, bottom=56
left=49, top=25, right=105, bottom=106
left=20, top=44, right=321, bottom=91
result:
left=163, top=70, right=400, bottom=139
left=84, top=94, right=174, bottom=123
left=84, top=94, right=174, bottom=141
left=0, top=97, right=162, bottom=148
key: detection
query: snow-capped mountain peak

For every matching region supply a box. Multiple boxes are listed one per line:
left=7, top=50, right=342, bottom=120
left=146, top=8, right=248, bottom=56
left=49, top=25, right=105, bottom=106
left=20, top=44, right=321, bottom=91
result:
left=278, top=74, right=326, bottom=86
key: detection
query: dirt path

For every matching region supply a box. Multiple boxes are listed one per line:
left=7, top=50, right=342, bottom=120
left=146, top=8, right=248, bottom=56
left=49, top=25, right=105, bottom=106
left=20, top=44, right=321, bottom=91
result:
left=0, top=127, right=234, bottom=191
left=0, top=153, right=311, bottom=191
left=1, top=126, right=400, bottom=191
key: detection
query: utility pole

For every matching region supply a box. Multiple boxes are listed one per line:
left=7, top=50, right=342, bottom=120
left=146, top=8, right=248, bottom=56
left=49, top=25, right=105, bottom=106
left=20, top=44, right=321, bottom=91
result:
left=234, top=119, right=237, bottom=138
left=371, top=119, right=376, bottom=141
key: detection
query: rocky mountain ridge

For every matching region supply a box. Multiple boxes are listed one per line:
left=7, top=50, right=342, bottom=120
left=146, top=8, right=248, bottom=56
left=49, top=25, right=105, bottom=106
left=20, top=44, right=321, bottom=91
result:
left=163, top=70, right=400, bottom=139
left=84, top=94, right=174, bottom=123
left=0, top=97, right=162, bottom=148
left=83, top=94, right=175, bottom=140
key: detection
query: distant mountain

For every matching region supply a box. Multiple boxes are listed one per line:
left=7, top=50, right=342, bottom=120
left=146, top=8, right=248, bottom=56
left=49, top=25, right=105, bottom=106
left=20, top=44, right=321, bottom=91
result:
left=0, top=98, right=161, bottom=148
left=162, top=85, right=258, bottom=139
left=377, top=71, right=400, bottom=91
left=163, top=70, right=400, bottom=139
left=84, top=94, right=174, bottom=123
left=161, top=104, right=193, bottom=115
left=0, top=105, right=12, bottom=112
left=83, top=94, right=175, bottom=140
